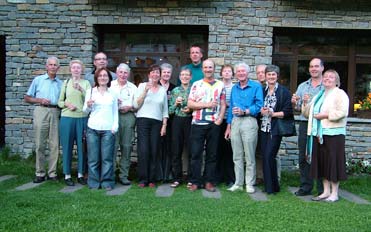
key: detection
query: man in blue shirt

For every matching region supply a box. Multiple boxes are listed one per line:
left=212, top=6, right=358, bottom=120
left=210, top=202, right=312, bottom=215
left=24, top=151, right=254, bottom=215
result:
left=225, top=62, right=263, bottom=193
left=24, top=56, right=63, bottom=183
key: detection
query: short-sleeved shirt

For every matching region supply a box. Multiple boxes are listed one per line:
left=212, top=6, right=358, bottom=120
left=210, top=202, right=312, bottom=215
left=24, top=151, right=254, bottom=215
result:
left=295, top=78, right=324, bottom=121
left=188, top=79, right=226, bottom=125
left=26, top=73, right=63, bottom=105
left=110, top=80, right=137, bottom=109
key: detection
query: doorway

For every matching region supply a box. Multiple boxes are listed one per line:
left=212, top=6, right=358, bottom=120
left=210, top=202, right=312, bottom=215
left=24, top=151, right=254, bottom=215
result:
left=0, top=36, right=5, bottom=147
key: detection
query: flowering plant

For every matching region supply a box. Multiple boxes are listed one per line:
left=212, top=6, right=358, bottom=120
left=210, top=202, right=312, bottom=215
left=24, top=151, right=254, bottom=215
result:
left=346, top=157, right=371, bottom=175
left=358, top=93, right=371, bottom=110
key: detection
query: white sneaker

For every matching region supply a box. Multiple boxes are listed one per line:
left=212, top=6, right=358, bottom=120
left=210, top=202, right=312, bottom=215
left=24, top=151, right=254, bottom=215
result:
left=227, top=185, right=243, bottom=192
left=246, top=185, right=255, bottom=193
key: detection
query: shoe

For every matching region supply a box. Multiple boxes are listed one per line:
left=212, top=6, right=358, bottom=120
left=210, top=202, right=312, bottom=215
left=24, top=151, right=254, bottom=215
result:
left=246, top=185, right=255, bottom=193
left=254, top=178, right=264, bottom=186
left=311, top=195, right=329, bottom=201
left=187, top=182, right=192, bottom=188
left=47, top=176, right=58, bottom=181
left=138, top=183, right=146, bottom=188
left=226, top=182, right=234, bottom=188
left=170, top=181, right=180, bottom=188
left=188, top=184, right=198, bottom=191
left=325, top=197, right=339, bottom=203
left=205, top=182, right=216, bottom=192
left=295, top=189, right=311, bottom=196
left=33, top=176, right=45, bottom=183
left=77, top=177, right=87, bottom=185
left=105, top=186, right=113, bottom=191
left=64, top=178, right=74, bottom=186
left=227, top=184, right=243, bottom=192
left=120, top=179, right=131, bottom=186
left=148, top=183, right=156, bottom=188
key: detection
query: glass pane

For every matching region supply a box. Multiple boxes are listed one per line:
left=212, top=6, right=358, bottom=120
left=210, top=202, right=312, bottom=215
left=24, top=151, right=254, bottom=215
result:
left=103, top=33, right=121, bottom=52
left=356, top=38, right=371, bottom=55
left=355, top=64, right=371, bottom=110
left=273, top=36, right=294, bottom=54
left=126, top=33, right=181, bottom=53
left=273, top=61, right=291, bottom=91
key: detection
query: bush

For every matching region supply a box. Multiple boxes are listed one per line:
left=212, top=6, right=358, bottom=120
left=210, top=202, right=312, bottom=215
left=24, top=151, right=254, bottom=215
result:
left=346, top=158, right=371, bottom=175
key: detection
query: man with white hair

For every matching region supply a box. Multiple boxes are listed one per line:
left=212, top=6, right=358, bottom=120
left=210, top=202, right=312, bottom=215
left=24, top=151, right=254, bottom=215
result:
left=110, top=63, right=137, bottom=185
left=225, top=62, right=263, bottom=193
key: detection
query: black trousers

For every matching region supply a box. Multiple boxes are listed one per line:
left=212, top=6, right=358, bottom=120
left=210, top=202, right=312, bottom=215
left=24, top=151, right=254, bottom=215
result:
left=261, top=132, right=281, bottom=193
left=216, top=120, right=235, bottom=185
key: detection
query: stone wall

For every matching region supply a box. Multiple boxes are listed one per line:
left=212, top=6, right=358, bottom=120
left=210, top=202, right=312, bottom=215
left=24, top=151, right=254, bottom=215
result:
left=1, top=0, right=371, bottom=166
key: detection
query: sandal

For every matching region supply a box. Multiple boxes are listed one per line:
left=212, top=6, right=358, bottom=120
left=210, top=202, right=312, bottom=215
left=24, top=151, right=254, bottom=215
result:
left=170, top=181, right=180, bottom=188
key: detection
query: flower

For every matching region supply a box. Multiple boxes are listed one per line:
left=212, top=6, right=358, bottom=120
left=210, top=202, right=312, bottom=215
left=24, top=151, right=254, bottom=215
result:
left=358, top=93, right=371, bottom=110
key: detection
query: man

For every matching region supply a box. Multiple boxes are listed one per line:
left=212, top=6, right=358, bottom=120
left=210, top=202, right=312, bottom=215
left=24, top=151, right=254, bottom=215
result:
left=182, top=44, right=204, bottom=85
left=225, top=62, right=263, bottom=193
left=187, top=59, right=226, bottom=192
left=24, top=56, right=63, bottom=183
left=85, top=52, right=117, bottom=87
left=110, top=63, right=137, bottom=185
left=291, top=58, right=324, bottom=196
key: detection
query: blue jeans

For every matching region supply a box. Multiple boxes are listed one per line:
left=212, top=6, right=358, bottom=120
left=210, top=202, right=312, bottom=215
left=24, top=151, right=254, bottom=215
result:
left=87, top=127, right=115, bottom=189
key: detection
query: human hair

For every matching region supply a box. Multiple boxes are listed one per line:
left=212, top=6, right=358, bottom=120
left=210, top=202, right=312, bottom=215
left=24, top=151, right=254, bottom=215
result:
left=94, top=67, right=112, bottom=87
left=94, top=52, right=107, bottom=59
left=160, top=63, right=173, bottom=73
left=220, top=64, right=234, bottom=76
left=256, top=64, right=267, bottom=72
left=116, top=63, right=131, bottom=73
left=265, top=65, right=280, bottom=76
left=47, top=56, right=60, bottom=66
left=190, top=44, right=204, bottom=54
left=324, top=69, right=341, bottom=87
left=69, top=59, right=84, bottom=72
left=234, top=62, right=250, bottom=73
left=180, top=66, right=192, bottom=76
left=147, top=64, right=161, bottom=75
left=310, top=57, right=324, bottom=67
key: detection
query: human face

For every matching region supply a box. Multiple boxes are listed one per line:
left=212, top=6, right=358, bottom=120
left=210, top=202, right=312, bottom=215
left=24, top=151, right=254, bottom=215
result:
left=265, top=71, right=278, bottom=86
left=221, top=67, right=233, bottom=81
left=256, top=65, right=266, bottom=84
left=70, top=63, right=82, bottom=78
left=190, top=47, right=203, bottom=65
left=117, top=68, right=130, bottom=83
left=235, top=66, right=248, bottom=83
left=94, top=53, right=108, bottom=69
left=148, top=69, right=160, bottom=83
left=322, top=71, right=337, bottom=89
left=202, top=60, right=215, bottom=80
left=97, top=70, right=109, bottom=87
left=179, top=70, right=191, bottom=85
left=309, top=58, right=324, bottom=79
left=161, top=68, right=172, bottom=82
left=46, top=58, right=60, bottom=78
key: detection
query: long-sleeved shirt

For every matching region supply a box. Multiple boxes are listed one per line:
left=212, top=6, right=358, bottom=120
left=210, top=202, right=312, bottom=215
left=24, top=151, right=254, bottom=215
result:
left=227, top=79, right=263, bottom=124
left=169, top=85, right=192, bottom=117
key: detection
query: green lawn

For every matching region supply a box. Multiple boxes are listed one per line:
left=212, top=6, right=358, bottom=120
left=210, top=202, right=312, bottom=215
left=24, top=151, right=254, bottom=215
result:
left=0, top=156, right=370, bottom=231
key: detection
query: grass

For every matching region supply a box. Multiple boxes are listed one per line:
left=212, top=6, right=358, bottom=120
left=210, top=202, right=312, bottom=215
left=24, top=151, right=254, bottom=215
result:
left=0, top=151, right=370, bottom=231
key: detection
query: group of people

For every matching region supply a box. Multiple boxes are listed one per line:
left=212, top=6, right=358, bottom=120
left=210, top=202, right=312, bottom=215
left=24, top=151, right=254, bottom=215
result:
left=25, top=45, right=349, bottom=201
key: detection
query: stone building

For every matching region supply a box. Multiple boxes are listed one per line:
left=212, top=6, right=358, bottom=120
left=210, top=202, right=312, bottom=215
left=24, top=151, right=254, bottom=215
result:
left=0, top=0, right=370, bottom=168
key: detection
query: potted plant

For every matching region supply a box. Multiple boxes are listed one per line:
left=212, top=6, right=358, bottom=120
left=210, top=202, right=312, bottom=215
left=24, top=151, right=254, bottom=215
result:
left=357, top=93, right=371, bottom=118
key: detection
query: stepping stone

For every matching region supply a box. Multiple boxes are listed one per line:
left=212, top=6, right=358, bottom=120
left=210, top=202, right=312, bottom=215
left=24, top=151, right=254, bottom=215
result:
left=0, top=175, right=16, bottom=183
left=288, top=187, right=313, bottom=202
left=339, top=189, right=370, bottom=205
left=60, top=183, right=84, bottom=193
left=15, top=181, right=44, bottom=191
left=106, top=184, right=131, bottom=196
left=202, top=188, right=221, bottom=199
left=248, top=187, right=268, bottom=201
left=155, top=184, right=174, bottom=197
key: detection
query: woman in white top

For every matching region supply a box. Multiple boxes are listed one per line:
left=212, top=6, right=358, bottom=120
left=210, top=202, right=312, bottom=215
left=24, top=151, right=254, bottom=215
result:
left=134, top=64, right=169, bottom=188
left=83, top=67, right=118, bottom=190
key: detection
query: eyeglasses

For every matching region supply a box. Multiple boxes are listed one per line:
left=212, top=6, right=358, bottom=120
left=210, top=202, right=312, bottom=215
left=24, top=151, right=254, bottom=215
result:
left=95, top=58, right=107, bottom=61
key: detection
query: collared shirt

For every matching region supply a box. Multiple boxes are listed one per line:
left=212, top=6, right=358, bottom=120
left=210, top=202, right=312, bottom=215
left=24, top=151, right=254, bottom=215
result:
left=295, top=78, right=324, bottom=121
left=227, top=79, right=263, bottom=124
left=188, top=79, right=226, bottom=125
left=26, top=73, right=63, bottom=105
left=85, top=70, right=117, bottom=87
left=110, top=80, right=137, bottom=109
left=169, top=85, right=192, bottom=117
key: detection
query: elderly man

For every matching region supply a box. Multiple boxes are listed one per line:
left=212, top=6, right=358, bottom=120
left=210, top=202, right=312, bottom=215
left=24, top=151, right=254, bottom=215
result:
left=187, top=59, right=226, bottom=192
left=24, top=56, right=63, bottom=183
left=110, top=63, right=137, bottom=185
left=85, top=52, right=117, bottom=87
left=291, top=58, right=324, bottom=196
left=225, top=62, right=263, bottom=193
left=182, top=44, right=204, bottom=85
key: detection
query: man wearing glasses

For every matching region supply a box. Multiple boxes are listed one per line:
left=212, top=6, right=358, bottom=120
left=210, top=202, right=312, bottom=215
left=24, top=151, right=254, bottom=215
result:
left=86, top=52, right=117, bottom=87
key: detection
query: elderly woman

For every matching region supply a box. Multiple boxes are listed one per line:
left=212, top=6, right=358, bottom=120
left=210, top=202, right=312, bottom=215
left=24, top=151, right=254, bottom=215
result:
left=58, top=60, right=91, bottom=186
left=302, top=69, right=349, bottom=202
left=134, top=64, right=169, bottom=188
left=83, top=67, right=118, bottom=190
left=260, top=65, right=293, bottom=194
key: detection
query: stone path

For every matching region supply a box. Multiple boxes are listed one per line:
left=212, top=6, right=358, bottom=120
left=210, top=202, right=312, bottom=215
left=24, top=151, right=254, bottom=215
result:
left=15, top=181, right=44, bottom=191
left=339, top=189, right=370, bottom=205
left=107, top=184, right=131, bottom=196
left=155, top=184, right=174, bottom=197
left=249, top=187, right=268, bottom=201
left=60, top=183, right=85, bottom=193
left=0, top=175, right=16, bottom=183
left=202, top=188, right=222, bottom=199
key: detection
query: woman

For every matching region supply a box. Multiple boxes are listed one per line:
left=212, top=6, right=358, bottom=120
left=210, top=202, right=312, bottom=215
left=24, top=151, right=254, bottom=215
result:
left=217, top=64, right=235, bottom=187
left=134, top=64, right=169, bottom=188
left=168, top=67, right=193, bottom=188
left=58, top=60, right=91, bottom=186
left=83, top=67, right=118, bottom=190
left=302, top=69, right=349, bottom=202
left=260, top=65, right=293, bottom=194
